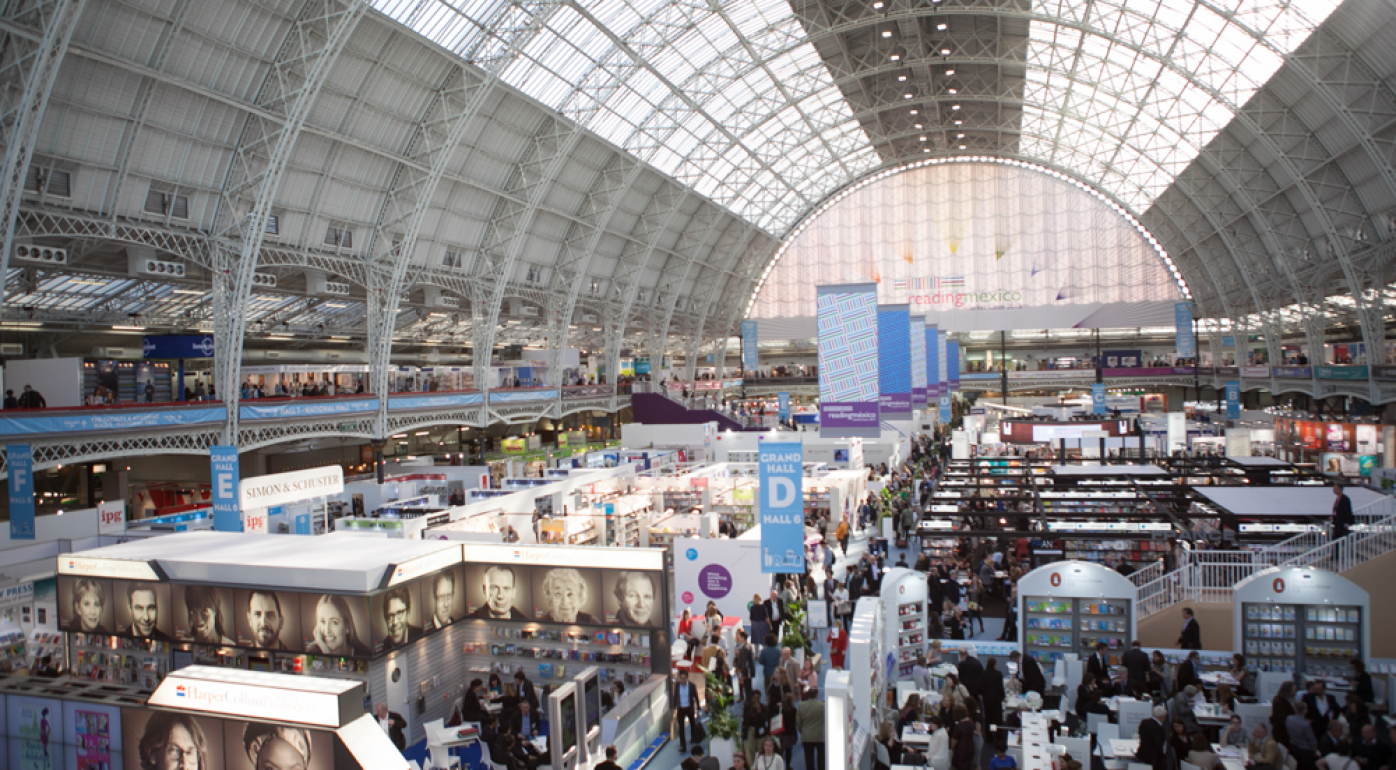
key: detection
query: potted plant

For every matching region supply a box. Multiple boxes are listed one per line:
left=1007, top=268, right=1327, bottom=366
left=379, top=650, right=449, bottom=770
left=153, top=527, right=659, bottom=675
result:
left=704, top=670, right=742, bottom=767
left=782, top=599, right=814, bottom=659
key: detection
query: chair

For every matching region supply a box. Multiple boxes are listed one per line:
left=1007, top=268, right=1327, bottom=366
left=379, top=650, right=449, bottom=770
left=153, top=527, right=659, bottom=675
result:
left=1096, top=724, right=1119, bottom=743
left=1060, top=736, right=1091, bottom=762
left=1129, top=764, right=1154, bottom=770
left=876, top=740, right=893, bottom=769
left=426, top=744, right=461, bottom=770
left=1181, top=762, right=1202, bottom=770
left=1087, top=713, right=1109, bottom=736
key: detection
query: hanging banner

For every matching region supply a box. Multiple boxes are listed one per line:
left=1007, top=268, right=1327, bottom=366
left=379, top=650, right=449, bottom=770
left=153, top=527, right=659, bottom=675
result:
left=210, top=445, right=242, bottom=532
left=947, top=340, right=960, bottom=390
left=777, top=392, right=790, bottom=422
left=817, top=283, right=880, bottom=437
left=938, top=393, right=952, bottom=423
left=1175, top=302, right=1195, bottom=358
left=1091, top=383, right=1106, bottom=415
left=910, top=315, right=927, bottom=408
left=877, top=304, right=912, bottom=420
left=8, top=444, right=34, bottom=540
left=1225, top=380, right=1241, bottom=420
left=741, top=320, right=759, bottom=374
left=758, top=442, right=805, bottom=574
left=937, top=328, right=948, bottom=396
left=926, top=324, right=941, bottom=402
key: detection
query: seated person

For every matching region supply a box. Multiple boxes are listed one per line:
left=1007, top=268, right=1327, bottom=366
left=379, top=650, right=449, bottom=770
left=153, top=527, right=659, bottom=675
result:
left=1186, top=732, right=1220, bottom=770
left=988, top=742, right=1019, bottom=770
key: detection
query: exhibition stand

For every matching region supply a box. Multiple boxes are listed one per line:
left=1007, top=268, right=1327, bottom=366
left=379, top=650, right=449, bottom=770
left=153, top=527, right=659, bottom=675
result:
left=1017, top=560, right=1137, bottom=666
left=1232, top=566, right=1370, bottom=683
left=847, top=596, right=886, bottom=739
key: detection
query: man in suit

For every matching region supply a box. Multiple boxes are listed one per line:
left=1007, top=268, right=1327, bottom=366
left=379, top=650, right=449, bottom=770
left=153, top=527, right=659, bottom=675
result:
left=375, top=702, right=407, bottom=751
left=126, top=583, right=169, bottom=640
left=1009, top=650, right=1046, bottom=695
left=1317, top=720, right=1346, bottom=758
left=1301, top=680, right=1340, bottom=738
left=1176, top=651, right=1202, bottom=691
left=671, top=668, right=701, bottom=752
left=1353, top=724, right=1390, bottom=770
left=1086, top=642, right=1112, bottom=688
left=1136, top=704, right=1170, bottom=770
left=380, top=586, right=421, bottom=650
left=509, top=699, right=543, bottom=741
left=764, top=589, right=785, bottom=638
left=473, top=565, right=530, bottom=620
left=1178, top=607, right=1202, bottom=649
left=1122, top=640, right=1151, bottom=695
left=1332, top=483, right=1354, bottom=541
left=513, top=670, right=539, bottom=709
left=958, top=647, right=984, bottom=698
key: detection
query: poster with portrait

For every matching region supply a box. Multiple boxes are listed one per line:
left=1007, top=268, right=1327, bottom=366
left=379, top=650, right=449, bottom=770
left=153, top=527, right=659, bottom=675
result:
left=532, top=567, right=602, bottom=625
left=370, top=580, right=425, bottom=654
left=463, top=563, right=533, bottom=621
left=232, top=588, right=302, bottom=652
left=174, top=584, right=238, bottom=646
left=600, top=569, right=662, bottom=628
left=222, top=719, right=335, bottom=770
left=121, top=709, right=225, bottom=770
left=56, top=575, right=115, bottom=635
left=8, top=695, right=63, bottom=770
left=113, top=580, right=174, bottom=640
left=299, top=593, right=372, bottom=658
left=419, top=566, right=465, bottom=633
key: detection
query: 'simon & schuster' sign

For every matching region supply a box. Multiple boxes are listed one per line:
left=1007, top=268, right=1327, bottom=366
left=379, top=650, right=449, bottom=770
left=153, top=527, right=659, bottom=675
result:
left=238, top=465, right=345, bottom=511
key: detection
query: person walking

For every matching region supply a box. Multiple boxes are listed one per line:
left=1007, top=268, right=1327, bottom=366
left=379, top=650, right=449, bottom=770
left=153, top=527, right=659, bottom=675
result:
left=835, top=517, right=850, bottom=556
left=1331, top=484, right=1354, bottom=541
left=797, top=689, right=825, bottom=770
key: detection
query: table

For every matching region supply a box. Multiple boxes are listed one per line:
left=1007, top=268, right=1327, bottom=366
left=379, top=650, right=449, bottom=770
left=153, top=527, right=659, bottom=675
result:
left=1199, top=671, right=1241, bottom=688
left=1108, top=739, right=1139, bottom=760
left=901, top=725, right=931, bottom=746
left=486, top=700, right=503, bottom=715
left=1194, top=704, right=1232, bottom=726
left=429, top=724, right=479, bottom=749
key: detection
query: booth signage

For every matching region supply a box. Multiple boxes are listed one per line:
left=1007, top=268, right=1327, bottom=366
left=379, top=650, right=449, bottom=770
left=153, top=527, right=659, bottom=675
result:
left=0, top=406, right=228, bottom=437
left=0, top=582, right=33, bottom=609
left=463, top=542, right=664, bottom=570
left=240, top=397, right=378, bottom=420
left=97, top=500, right=126, bottom=535
left=210, top=445, right=242, bottom=532
left=385, top=547, right=464, bottom=586
left=1225, top=380, right=1241, bottom=419
left=1090, top=383, right=1106, bottom=415
left=8, top=443, right=34, bottom=540
left=58, top=555, right=160, bottom=580
left=143, top=334, right=216, bottom=359
left=238, top=465, right=345, bottom=511
left=1240, top=366, right=1270, bottom=377
left=1174, top=302, right=1195, bottom=357
left=149, top=675, right=348, bottom=728
left=758, top=441, right=804, bottom=574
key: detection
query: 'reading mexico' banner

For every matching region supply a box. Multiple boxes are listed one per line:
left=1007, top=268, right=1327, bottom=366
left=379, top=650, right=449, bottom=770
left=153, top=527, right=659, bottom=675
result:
left=926, top=324, right=940, bottom=402
left=910, top=315, right=927, bottom=409
left=817, top=283, right=880, bottom=437
left=877, top=304, right=912, bottom=420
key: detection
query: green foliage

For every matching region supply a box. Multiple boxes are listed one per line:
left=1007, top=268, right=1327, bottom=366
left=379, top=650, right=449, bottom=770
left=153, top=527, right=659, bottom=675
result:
left=782, top=599, right=813, bottom=654
left=704, top=670, right=742, bottom=741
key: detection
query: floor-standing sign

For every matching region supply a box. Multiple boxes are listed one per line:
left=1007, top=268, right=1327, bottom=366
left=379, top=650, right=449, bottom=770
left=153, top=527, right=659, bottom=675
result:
left=210, top=445, right=242, bottom=532
left=759, top=442, right=804, bottom=573
left=8, top=444, right=34, bottom=540
left=817, top=283, right=880, bottom=437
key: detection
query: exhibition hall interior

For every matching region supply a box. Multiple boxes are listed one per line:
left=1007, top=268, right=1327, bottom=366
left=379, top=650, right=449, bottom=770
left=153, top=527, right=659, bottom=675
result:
left=4, top=0, right=1396, bottom=769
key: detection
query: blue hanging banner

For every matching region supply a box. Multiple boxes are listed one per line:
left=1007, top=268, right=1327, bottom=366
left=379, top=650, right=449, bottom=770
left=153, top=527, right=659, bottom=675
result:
left=1091, top=383, right=1107, bottom=415
left=1225, top=380, right=1241, bottom=420
left=294, top=512, right=312, bottom=535
left=910, top=315, right=927, bottom=408
left=777, top=392, right=790, bottom=422
left=877, top=305, right=912, bottom=419
left=947, top=340, right=961, bottom=391
left=926, top=324, right=940, bottom=403
left=8, top=444, right=35, bottom=540
left=1175, top=303, right=1195, bottom=358
left=759, top=442, right=805, bottom=574
left=741, top=320, right=759, bottom=374
left=210, top=445, right=243, bottom=532
left=938, top=394, right=952, bottom=423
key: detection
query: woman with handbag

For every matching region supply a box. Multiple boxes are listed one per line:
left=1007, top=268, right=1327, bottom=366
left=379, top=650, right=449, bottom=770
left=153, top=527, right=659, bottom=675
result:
left=743, top=693, right=770, bottom=766
left=777, top=693, right=799, bottom=769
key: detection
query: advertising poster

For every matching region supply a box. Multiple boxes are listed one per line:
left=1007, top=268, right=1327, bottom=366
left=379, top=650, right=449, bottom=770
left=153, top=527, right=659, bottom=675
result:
left=1356, top=424, right=1378, bottom=455
left=938, top=393, right=952, bottom=423
left=8, top=443, right=34, bottom=540
left=64, top=702, right=121, bottom=770
left=502, top=437, right=526, bottom=455
left=741, top=320, right=759, bottom=373
left=1091, top=383, right=1106, bottom=415
left=464, top=563, right=533, bottom=620
left=372, top=580, right=425, bottom=653
left=210, top=445, right=242, bottom=533
left=1321, top=453, right=1376, bottom=477
left=672, top=539, right=768, bottom=620
left=876, top=304, right=912, bottom=420
left=419, top=565, right=465, bottom=633
left=758, top=441, right=804, bottom=574
left=222, top=718, right=335, bottom=770
left=777, top=392, right=790, bottom=422
left=9, top=695, right=61, bottom=770
left=909, top=315, right=927, bottom=408
left=1175, top=302, right=1195, bottom=358
left=300, top=593, right=371, bottom=657
left=175, top=584, right=237, bottom=646
left=1225, top=380, right=1241, bottom=419
left=233, top=588, right=302, bottom=651
left=121, top=710, right=225, bottom=770
left=57, top=576, right=115, bottom=635
left=533, top=567, right=603, bottom=624
left=1326, top=423, right=1349, bottom=451
left=600, top=569, right=662, bottom=628
left=113, top=580, right=174, bottom=640
left=816, top=283, right=880, bottom=438
left=947, top=340, right=960, bottom=390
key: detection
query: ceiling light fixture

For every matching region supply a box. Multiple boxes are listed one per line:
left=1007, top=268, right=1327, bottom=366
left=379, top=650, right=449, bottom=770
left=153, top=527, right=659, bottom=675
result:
left=68, top=279, right=106, bottom=287
left=881, top=30, right=892, bottom=37
left=945, top=69, right=955, bottom=76
left=948, top=88, right=957, bottom=94
left=957, top=132, right=965, bottom=138
left=919, top=136, right=927, bottom=141
left=940, top=48, right=951, bottom=55
left=959, top=144, right=967, bottom=149
left=904, top=93, right=913, bottom=99
left=954, top=119, right=963, bottom=125
left=898, top=75, right=906, bottom=81
left=909, top=109, right=918, bottom=115
left=872, top=1, right=883, bottom=7
left=889, top=54, right=900, bottom=61
left=914, top=123, right=923, bottom=129
left=172, top=288, right=205, bottom=295
left=111, top=325, right=145, bottom=331
left=936, top=23, right=947, bottom=30
left=951, top=104, right=960, bottom=110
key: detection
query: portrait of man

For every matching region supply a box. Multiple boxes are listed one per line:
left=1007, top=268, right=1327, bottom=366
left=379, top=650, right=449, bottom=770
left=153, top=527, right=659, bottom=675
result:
left=118, top=581, right=172, bottom=640
left=125, top=710, right=224, bottom=770
left=375, top=585, right=421, bottom=651
left=536, top=567, right=601, bottom=625
left=468, top=564, right=531, bottom=620
left=423, top=567, right=464, bottom=632
left=606, top=571, right=660, bottom=628
left=237, top=589, right=297, bottom=650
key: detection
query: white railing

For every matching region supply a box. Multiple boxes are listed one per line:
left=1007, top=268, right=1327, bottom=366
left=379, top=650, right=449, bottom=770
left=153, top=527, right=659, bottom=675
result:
left=1129, top=560, right=1164, bottom=588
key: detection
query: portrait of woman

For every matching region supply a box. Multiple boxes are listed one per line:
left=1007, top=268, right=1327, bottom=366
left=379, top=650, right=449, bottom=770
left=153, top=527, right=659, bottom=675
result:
left=535, top=568, right=600, bottom=624
left=64, top=577, right=112, bottom=634
left=605, top=571, right=660, bottom=627
left=232, top=721, right=332, bottom=770
left=301, top=594, right=370, bottom=657
left=180, top=584, right=236, bottom=645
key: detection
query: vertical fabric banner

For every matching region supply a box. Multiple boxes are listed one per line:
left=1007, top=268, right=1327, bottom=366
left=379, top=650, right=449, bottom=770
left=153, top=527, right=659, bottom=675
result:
left=1175, top=302, right=1195, bottom=359
left=910, top=315, right=927, bottom=410
left=936, top=328, right=948, bottom=395
left=777, top=392, right=790, bottom=422
left=817, top=283, right=880, bottom=437
left=877, top=304, right=912, bottom=420
left=210, top=445, right=243, bottom=532
left=938, top=393, right=952, bottom=422
left=1091, top=383, right=1107, bottom=415
left=926, top=324, right=940, bottom=403
left=294, top=511, right=312, bottom=535
left=1225, top=380, right=1241, bottom=419
left=741, top=320, right=759, bottom=374
left=947, top=340, right=961, bottom=391
left=7, top=444, right=34, bottom=540
left=759, top=442, right=805, bottom=574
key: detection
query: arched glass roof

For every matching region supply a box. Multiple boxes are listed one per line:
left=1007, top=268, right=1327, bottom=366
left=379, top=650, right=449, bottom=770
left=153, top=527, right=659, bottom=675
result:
left=372, top=0, right=1342, bottom=233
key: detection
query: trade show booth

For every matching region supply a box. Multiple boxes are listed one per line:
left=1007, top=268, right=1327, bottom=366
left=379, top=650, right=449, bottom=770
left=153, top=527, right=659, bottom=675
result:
left=1017, top=560, right=1137, bottom=666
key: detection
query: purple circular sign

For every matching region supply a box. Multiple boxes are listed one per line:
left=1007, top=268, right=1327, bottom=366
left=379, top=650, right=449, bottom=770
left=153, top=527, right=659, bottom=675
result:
left=698, top=564, right=732, bottom=599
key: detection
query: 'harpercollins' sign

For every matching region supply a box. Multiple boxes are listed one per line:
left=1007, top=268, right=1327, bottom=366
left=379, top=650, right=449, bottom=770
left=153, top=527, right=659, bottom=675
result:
left=149, top=667, right=359, bottom=727
left=238, top=465, right=344, bottom=511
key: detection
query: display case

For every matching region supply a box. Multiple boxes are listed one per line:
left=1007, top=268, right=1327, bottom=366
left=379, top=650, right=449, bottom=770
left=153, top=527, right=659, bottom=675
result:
left=879, top=568, right=928, bottom=678
left=1233, top=566, right=1369, bottom=679
left=1017, top=560, right=1136, bottom=665
left=69, top=633, right=171, bottom=689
